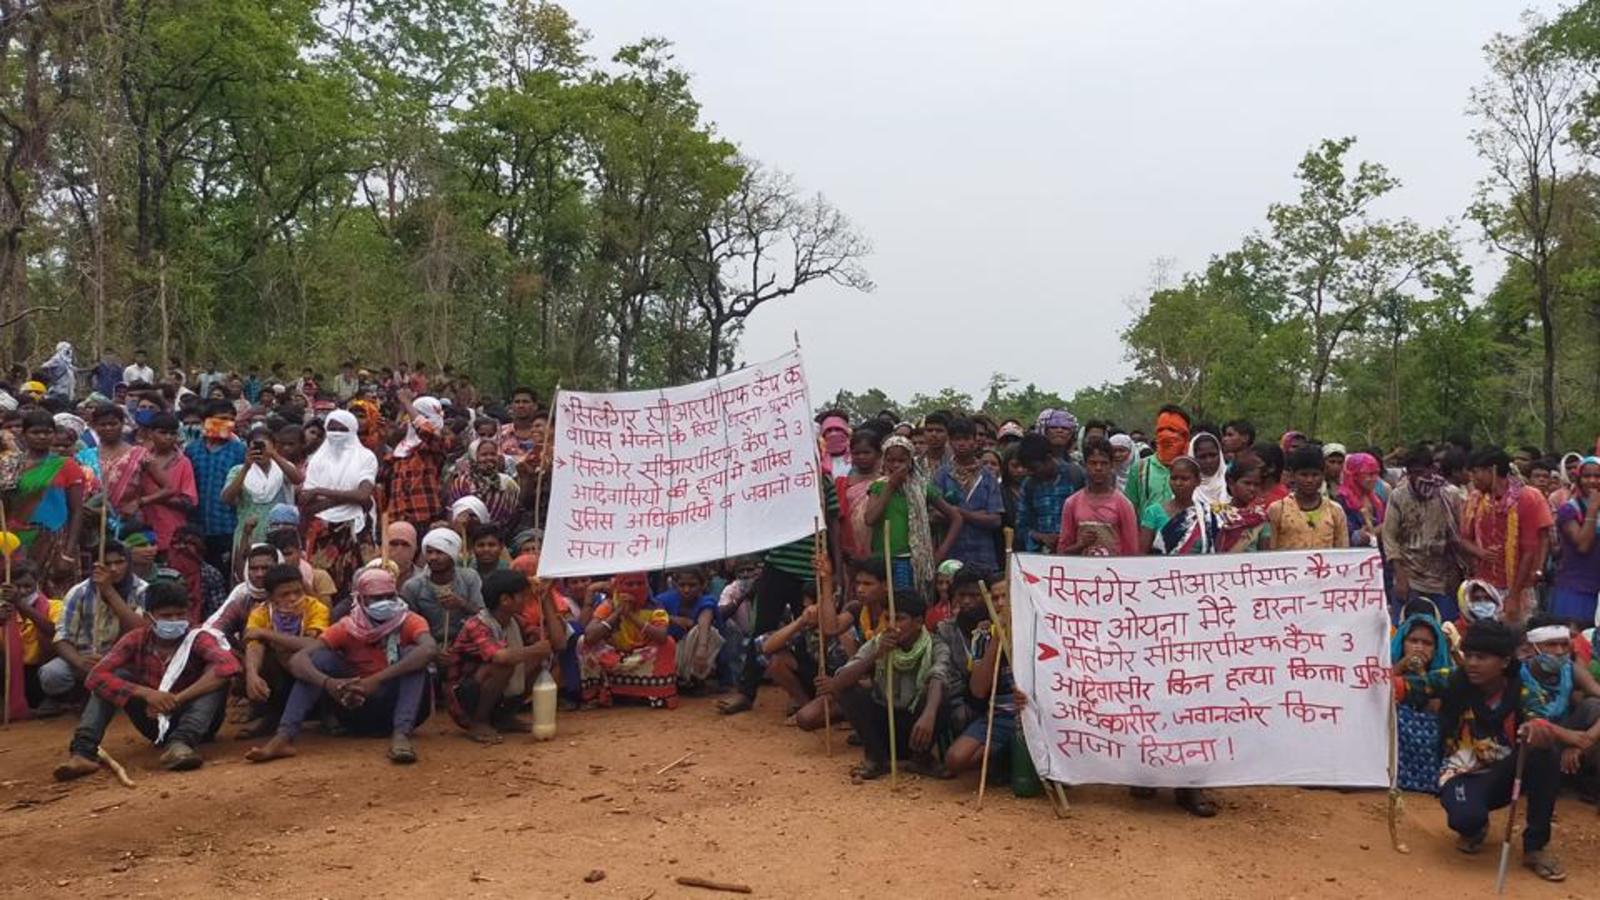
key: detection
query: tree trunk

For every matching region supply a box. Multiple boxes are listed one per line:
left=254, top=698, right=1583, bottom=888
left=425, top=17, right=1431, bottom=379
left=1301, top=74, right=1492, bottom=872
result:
left=157, top=253, right=170, bottom=377
left=705, top=317, right=723, bottom=379
left=1537, top=269, right=1557, bottom=452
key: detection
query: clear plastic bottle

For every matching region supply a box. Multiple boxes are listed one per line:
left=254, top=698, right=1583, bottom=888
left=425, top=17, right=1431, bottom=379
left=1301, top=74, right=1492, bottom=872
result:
left=532, top=668, right=558, bottom=741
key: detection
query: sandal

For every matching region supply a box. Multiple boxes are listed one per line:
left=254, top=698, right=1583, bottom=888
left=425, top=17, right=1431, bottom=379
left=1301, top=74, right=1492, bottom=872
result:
left=387, top=734, right=418, bottom=765
left=1523, top=851, right=1566, bottom=882
left=1174, top=788, right=1218, bottom=818
left=716, top=695, right=754, bottom=716
left=1455, top=827, right=1487, bottom=855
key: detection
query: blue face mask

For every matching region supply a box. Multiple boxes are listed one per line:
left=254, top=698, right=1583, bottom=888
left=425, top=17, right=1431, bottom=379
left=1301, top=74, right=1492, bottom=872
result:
left=1532, top=652, right=1567, bottom=678
left=365, top=598, right=406, bottom=622
left=152, top=618, right=190, bottom=641
left=133, top=408, right=157, bottom=427
left=179, top=424, right=201, bottom=443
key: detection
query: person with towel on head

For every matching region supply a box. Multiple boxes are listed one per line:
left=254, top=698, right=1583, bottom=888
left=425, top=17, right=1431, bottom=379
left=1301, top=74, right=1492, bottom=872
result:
left=400, top=526, right=482, bottom=650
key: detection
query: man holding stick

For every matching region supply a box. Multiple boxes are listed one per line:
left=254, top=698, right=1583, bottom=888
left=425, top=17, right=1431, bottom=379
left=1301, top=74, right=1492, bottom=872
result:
left=1392, top=620, right=1569, bottom=883
left=815, top=588, right=949, bottom=781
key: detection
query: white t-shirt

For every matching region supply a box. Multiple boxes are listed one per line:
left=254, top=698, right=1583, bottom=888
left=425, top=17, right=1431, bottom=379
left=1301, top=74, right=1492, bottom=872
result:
left=123, top=363, right=155, bottom=385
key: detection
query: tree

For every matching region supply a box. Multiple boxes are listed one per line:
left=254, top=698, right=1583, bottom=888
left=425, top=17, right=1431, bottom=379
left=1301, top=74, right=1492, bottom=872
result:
left=1470, top=18, right=1583, bottom=451
left=678, top=161, right=872, bottom=378
left=1260, top=137, right=1462, bottom=434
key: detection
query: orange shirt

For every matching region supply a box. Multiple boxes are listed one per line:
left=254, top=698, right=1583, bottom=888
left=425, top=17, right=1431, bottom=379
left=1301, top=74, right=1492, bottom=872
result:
left=319, top=612, right=430, bottom=677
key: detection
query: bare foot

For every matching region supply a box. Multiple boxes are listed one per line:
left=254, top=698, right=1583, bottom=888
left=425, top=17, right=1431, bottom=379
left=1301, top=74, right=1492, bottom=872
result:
left=245, top=736, right=297, bottom=764
left=465, top=722, right=502, bottom=744
left=388, top=733, right=418, bottom=764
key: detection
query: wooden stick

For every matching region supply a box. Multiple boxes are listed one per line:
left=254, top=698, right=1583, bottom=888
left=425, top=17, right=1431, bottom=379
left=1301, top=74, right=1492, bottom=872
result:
left=97, top=747, right=135, bottom=788
left=975, top=617, right=1005, bottom=811
left=378, top=507, right=390, bottom=569
left=93, top=498, right=108, bottom=648
left=673, top=876, right=752, bottom=894
left=1050, top=780, right=1071, bottom=816
left=442, top=609, right=451, bottom=652
left=531, top=386, right=559, bottom=529
left=1386, top=701, right=1409, bottom=853
left=812, top=516, right=832, bottom=756
left=1494, top=740, right=1529, bottom=894
left=882, top=521, right=898, bottom=788
left=655, top=750, right=694, bottom=776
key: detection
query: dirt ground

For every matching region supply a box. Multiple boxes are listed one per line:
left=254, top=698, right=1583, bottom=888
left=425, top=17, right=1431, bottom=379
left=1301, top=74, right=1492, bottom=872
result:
left=0, top=691, right=1593, bottom=900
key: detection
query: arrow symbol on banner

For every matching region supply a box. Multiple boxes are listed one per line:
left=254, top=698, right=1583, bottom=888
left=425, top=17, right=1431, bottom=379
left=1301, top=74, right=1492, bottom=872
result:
left=1036, top=643, right=1059, bottom=662
left=554, top=457, right=566, bottom=468
left=1019, top=567, right=1041, bottom=585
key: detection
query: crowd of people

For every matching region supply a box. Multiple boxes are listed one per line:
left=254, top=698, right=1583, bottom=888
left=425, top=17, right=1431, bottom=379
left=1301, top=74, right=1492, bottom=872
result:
left=0, top=347, right=1596, bottom=885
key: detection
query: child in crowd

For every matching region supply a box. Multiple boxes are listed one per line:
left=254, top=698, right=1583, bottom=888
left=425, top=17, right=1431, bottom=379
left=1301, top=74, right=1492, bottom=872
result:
left=54, top=580, right=238, bottom=779
left=1058, top=435, right=1139, bottom=556
left=241, top=564, right=330, bottom=738
left=816, top=589, right=949, bottom=781
left=1217, top=457, right=1271, bottom=552
left=42, top=542, right=147, bottom=705
left=447, top=569, right=552, bottom=743
left=1, top=562, right=61, bottom=719
left=654, top=566, right=723, bottom=693
left=1140, top=456, right=1220, bottom=556
left=942, top=570, right=1013, bottom=779
left=1266, top=445, right=1349, bottom=550
left=759, top=580, right=852, bottom=727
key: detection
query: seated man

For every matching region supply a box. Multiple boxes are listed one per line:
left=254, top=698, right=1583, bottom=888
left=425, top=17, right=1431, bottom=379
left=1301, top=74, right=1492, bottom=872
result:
left=655, top=566, right=723, bottom=692
left=578, top=572, right=677, bottom=709
left=401, top=527, right=482, bottom=649
left=240, top=564, right=330, bottom=738
left=53, top=580, right=238, bottom=779
left=468, top=524, right=506, bottom=577
left=41, top=542, right=148, bottom=705
left=758, top=580, right=851, bottom=728
left=814, top=589, right=949, bottom=781
left=246, top=568, right=435, bottom=765
left=1, top=562, right=61, bottom=719
left=942, top=570, right=1015, bottom=781
left=446, top=569, right=551, bottom=743
left=1523, top=616, right=1600, bottom=783
left=1394, top=620, right=1568, bottom=882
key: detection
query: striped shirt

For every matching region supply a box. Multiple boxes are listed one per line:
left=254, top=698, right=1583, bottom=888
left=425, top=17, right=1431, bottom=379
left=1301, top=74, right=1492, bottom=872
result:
left=763, top=477, right=839, bottom=578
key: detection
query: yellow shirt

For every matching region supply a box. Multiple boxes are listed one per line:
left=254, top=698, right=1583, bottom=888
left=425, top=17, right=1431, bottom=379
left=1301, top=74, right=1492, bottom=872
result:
left=19, top=597, right=65, bottom=665
left=245, top=597, right=331, bottom=647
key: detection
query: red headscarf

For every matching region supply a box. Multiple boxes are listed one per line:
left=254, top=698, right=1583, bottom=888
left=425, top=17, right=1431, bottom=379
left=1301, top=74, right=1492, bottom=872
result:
left=1154, top=411, right=1190, bottom=467
left=1338, top=452, right=1385, bottom=519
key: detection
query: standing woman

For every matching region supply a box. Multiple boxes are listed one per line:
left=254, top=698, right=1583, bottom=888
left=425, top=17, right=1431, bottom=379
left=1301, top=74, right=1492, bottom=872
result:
left=999, top=445, right=1027, bottom=552
left=1139, top=456, right=1221, bottom=557
left=0, top=410, right=86, bottom=579
left=835, top=428, right=883, bottom=566
left=1189, top=432, right=1227, bottom=508
left=1109, top=434, right=1136, bottom=492
left=301, top=410, right=378, bottom=598
left=862, top=435, right=963, bottom=602
left=1552, top=456, right=1600, bottom=624
left=1336, top=451, right=1386, bottom=549
left=81, top=404, right=165, bottom=535
left=221, top=426, right=304, bottom=553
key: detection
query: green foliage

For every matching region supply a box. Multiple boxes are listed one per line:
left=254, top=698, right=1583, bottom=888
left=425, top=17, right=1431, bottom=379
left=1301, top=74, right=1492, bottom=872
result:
left=0, top=1, right=869, bottom=398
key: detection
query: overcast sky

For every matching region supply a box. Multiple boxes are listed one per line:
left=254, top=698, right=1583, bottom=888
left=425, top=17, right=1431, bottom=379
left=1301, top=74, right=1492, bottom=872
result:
left=567, top=0, right=1563, bottom=403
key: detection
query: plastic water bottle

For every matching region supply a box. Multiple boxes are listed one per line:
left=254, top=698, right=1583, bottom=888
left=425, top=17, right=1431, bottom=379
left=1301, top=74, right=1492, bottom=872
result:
left=532, top=668, right=558, bottom=741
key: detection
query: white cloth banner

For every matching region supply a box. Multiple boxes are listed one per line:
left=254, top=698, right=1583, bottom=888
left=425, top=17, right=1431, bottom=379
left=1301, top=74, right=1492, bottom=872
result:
left=537, top=350, right=819, bottom=578
left=1010, top=548, right=1391, bottom=787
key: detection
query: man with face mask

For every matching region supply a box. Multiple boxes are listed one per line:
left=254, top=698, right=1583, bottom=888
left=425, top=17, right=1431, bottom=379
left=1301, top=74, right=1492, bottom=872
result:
left=53, top=580, right=239, bottom=780
left=1522, top=617, right=1600, bottom=783
left=246, top=567, right=437, bottom=765
left=1125, top=404, right=1190, bottom=517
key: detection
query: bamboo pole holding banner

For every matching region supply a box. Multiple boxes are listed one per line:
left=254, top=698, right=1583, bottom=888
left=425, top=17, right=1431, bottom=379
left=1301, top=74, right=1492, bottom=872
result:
left=812, top=517, right=832, bottom=755
left=93, top=495, right=109, bottom=649
left=1386, top=702, right=1409, bottom=853
left=882, top=521, right=898, bottom=788
left=531, top=386, right=560, bottom=533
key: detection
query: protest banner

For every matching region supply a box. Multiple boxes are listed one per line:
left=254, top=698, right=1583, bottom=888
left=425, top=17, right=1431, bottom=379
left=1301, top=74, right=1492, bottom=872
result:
left=537, top=350, right=819, bottom=578
left=1009, top=548, right=1391, bottom=788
